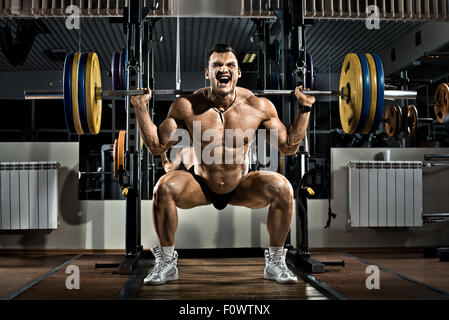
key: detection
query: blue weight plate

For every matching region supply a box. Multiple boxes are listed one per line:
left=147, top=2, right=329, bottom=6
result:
left=63, top=53, right=76, bottom=134
left=77, top=52, right=90, bottom=134
left=124, top=49, right=128, bottom=90
left=111, top=51, right=120, bottom=91
left=371, top=53, right=384, bottom=133
left=306, top=53, right=314, bottom=90
left=356, top=53, right=371, bottom=133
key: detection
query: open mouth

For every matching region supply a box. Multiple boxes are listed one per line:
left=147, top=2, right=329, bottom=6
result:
left=217, top=75, right=231, bottom=85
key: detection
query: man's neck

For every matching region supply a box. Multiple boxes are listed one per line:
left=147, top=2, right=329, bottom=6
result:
left=208, top=88, right=236, bottom=111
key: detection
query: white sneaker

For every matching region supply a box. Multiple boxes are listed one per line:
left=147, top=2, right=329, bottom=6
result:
left=264, top=249, right=298, bottom=284
left=143, top=245, right=179, bottom=285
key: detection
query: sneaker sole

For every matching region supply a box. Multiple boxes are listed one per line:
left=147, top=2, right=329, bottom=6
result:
left=264, top=272, right=298, bottom=284
left=143, top=271, right=179, bottom=285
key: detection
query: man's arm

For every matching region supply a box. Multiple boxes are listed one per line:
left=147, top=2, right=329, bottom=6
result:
left=160, top=146, right=193, bottom=173
left=261, top=86, right=315, bottom=155
left=130, top=88, right=185, bottom=155
left=161, top=152, right=179, bottom=172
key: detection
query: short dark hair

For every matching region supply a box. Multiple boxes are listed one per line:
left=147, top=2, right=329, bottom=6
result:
left=206, top=43, right=238, bottom=66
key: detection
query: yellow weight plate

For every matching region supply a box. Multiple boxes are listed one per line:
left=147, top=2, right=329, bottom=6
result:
left=434, top=83, right=449, bottom=124
left=395, top=105, right=403, bottom=137
left=362, top=54, right=377, bottom=134
left=113, top=138, right=118, bottom=179
left=71, top=52, right=84, bottom=134
left=407, top=105, right=418, bottom=136
left=85, top=52, right=102, bottom=134
left=118, top=130, right=126, bottom=174
left=339, top=53, right=364, bottom=134
left=384, top=105, right=398, bottom=137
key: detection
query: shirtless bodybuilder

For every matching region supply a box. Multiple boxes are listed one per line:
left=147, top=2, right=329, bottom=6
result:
left=130, top=43, right=315, bottom=285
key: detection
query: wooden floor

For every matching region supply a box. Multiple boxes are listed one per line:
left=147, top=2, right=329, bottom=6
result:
left=138, top=257, right=325, bottom=300
left=312, top=250, right=449, bottom=300
left=1, top=249, right=449, bottom=300
left=0, top=254, right=75, bottom=299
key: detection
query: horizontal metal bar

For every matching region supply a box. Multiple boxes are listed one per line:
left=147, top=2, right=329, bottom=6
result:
left=423, top=213, right=449, bottom=218
left=79, top=172, right=114, bottom=175
left=424, top=219, right=449, bottom=223
left=424, top=154, right=449, bottom=161
left=25, top=89, right=340, bottom=99
left=423, top=162, right=449, bottom=167
left=384, top=90, right=417, bottom=100
left=425, top=51, right=449, bottom=58
left=418, top=118, right=434, bottom=123
left=24, top=90, right=64, bottom=100
left=102, top=89, right=147, bottom=97
left=24, top=88, right=418, bottom=100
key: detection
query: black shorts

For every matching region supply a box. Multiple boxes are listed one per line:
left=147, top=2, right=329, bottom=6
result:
left=187, top=166, right=235, bottom=210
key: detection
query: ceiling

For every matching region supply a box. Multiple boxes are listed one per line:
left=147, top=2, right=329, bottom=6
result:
left=0, top=17, right=423, bottom=76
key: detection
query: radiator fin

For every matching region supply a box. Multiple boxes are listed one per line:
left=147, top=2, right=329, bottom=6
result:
left=0, top=162, right=59, bottom=230
left=348, top=161, right=423, bottom=227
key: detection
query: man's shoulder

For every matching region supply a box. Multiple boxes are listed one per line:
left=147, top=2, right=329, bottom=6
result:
left=174, top=88, right=207, bottom=106
left=238, top=87, right=274, bottom=113
left=169, top=89, right=207, bottom=118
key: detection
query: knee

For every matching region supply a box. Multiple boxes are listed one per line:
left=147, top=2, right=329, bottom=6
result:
left=268, top=176, right=294, bottom=206
left=153, top=179, right=178, bottom=207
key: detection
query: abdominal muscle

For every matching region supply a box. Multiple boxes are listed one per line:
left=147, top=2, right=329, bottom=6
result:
left=192, top=145, right=250, bottom=194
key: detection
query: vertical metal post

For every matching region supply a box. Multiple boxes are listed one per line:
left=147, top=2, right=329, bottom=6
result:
left=281, top=0, right=292, bottom=248
left=123, top=0, right=143, bottom=262
left=255, top=19, right=266, bottom=91
left=150, top=22, right=156, bottom=194
left=112, top=99, right=116, bottom=144
left=296, top=152, right=309, bottom=254
left=264, top=20, right=270, bottom=89
left=31, top=99, right=36, bottom=142
left=141, top=19, right=150, bottom=200
left=281, top=0, right=290, bottom=178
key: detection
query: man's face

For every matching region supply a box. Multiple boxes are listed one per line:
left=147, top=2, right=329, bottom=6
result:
left=206, top=51, right=241, bottom=96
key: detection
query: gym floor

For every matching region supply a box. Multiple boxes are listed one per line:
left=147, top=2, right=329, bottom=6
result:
left=1, top=248, right=448, bottom=300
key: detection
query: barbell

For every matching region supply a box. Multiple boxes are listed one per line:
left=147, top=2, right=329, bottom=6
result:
left=23, top=51, right=418, bottom=135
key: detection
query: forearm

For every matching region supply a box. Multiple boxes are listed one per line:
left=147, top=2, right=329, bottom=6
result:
left=283, top=110, right=310, bottom=155
left=134, top=104, right=165, bottom=155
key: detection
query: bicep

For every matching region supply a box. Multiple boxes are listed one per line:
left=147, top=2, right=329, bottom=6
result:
left=158, top=99, right=188, bottom=149
left=260, top=101, right=287, bottom=144
left=158, top=117, right=184, bottom=149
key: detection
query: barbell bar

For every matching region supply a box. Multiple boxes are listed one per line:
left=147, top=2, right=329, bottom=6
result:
left=24, top=88, right=416, bottom=100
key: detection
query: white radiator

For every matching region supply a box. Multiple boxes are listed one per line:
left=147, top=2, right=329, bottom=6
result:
left=0, top=162, right=59, bottom=230
left=348, top=161, right=423, bottom=227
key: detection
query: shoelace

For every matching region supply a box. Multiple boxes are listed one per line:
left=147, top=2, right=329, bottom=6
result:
left=151, top=246, right=176, bottom=275
left=151, top=246, right=165, bottom=274
left=271, top=254, right=293, bottom=275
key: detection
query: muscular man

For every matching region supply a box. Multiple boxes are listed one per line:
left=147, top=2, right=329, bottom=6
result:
left=131, top=43, right=315, bottom=285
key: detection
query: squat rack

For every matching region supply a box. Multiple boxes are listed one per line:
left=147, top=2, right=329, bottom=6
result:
left=98, top=0, right=342, bottom=298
